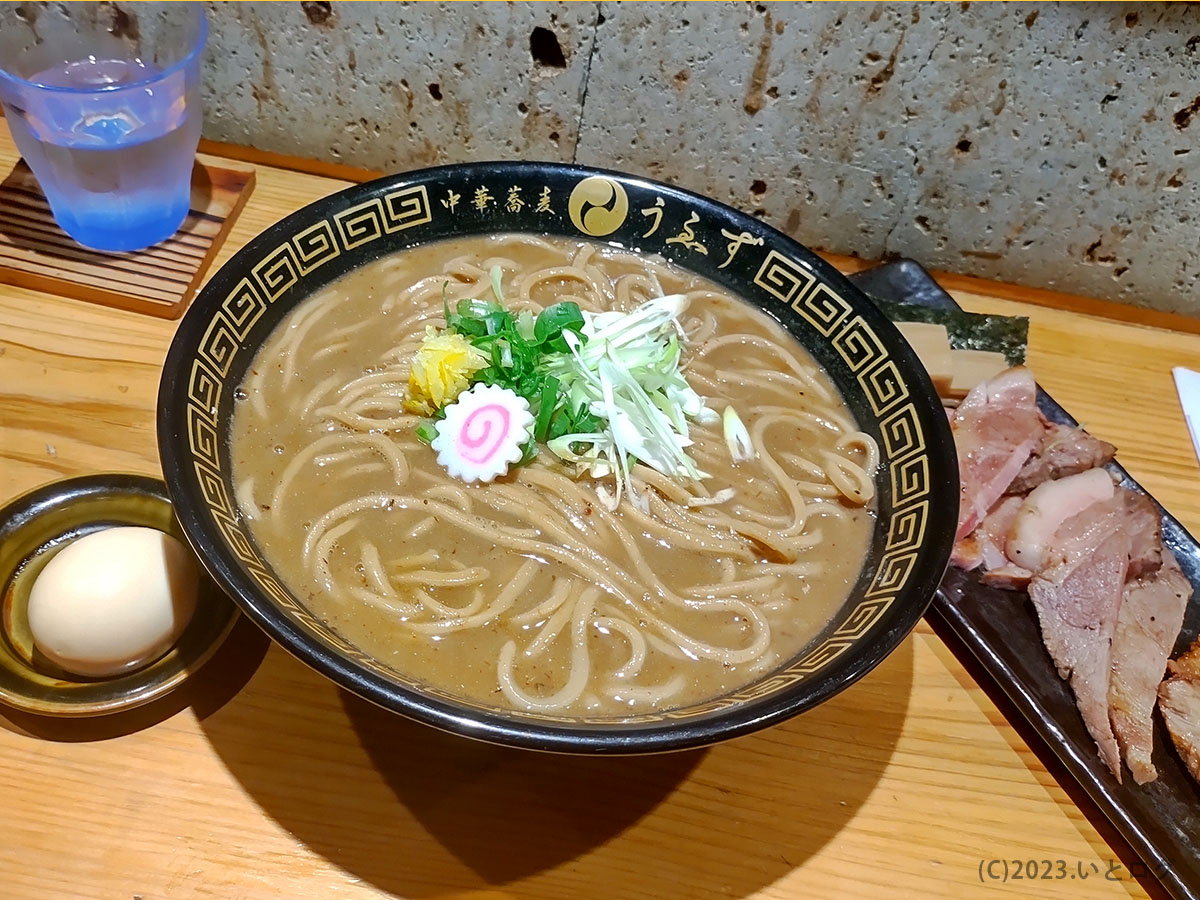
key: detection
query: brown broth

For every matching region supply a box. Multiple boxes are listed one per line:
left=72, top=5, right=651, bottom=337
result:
left=231, top=235, right=874, bottom=717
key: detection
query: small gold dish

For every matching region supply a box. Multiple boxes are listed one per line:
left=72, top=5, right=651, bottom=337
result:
left=0, top=473, right=238, bottom=716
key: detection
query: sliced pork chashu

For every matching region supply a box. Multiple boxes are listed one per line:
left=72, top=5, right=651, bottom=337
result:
left=1007, top=418, right=1117, bottom=495
left=971, top=497, right=1036, bottom=591
left=951, top=367, right=1042, bottom=542
left=951, top=494, right=1023, bottom=572
left=1159, top=638, right=1200, bottom=784
left=1122, top=489, right=1164, bottom=579
left=980, top=563, right=1034, bottom=592
left=1027, top=494, right=1132, bottom=779
left=1006, top=468, right=1115, bottom=572
left=1109, top=550, right=1190, bottom=784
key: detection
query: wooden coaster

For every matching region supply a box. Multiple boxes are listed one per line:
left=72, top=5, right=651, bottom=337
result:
left=0, top=154, right=255, bottom=319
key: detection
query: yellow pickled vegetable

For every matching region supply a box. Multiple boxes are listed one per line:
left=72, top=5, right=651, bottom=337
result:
left=404, top=328, right=489, bottom=415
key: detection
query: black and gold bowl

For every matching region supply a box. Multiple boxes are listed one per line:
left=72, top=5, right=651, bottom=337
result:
left=157, top=163, right=957, bottom=753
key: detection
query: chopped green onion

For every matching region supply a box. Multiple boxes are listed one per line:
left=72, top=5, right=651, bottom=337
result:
left=533, top=375, right=560, bottom=442
left=516, top=308, right=536, bottom=341
left=415, top=284, right=744, bottom=505
left=518, top=438, right=539, bottom=465
left=497, top=339, right=513, bottom=369
left=415, top=420, right=439, bottom=444
left=535, top=301, right=587, bottom=352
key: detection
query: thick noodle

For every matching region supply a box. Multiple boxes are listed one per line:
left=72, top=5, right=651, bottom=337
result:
left=231, top=234, right=878, bottom=717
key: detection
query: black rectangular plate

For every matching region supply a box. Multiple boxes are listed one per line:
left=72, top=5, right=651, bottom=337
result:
left=849, top=260, right=1200, bottom=900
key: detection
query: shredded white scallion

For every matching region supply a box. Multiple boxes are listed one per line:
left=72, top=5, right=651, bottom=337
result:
left=687, top=488, right=736, bottom=508
left=723, top=405, right=755, bottom=461
left=544, top=294, right=736, bottom=510
left=490, top=264, right=505, bottom=303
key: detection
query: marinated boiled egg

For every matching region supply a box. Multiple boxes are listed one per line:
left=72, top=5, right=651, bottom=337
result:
left=28, top=526, right=199, bottom=678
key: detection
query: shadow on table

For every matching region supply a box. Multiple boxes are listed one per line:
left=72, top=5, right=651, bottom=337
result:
left=0, top=615, right=269, bottom=742
left=198, top=635, right=915, bottom=898
left=927, top=614, right=1179, bottom=900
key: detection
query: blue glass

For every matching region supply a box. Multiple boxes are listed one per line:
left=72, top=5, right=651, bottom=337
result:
left=0, top=4, right=207, bottom=252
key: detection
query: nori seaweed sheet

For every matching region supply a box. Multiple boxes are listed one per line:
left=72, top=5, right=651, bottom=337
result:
left=871, top=298, right=1029, bottom=366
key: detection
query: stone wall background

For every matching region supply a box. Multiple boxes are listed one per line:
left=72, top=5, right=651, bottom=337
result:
left=5, top=1, right=1199, bottom=314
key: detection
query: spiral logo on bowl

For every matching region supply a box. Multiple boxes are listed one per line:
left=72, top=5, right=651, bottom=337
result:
left=568, top=176, right=629, bottom=237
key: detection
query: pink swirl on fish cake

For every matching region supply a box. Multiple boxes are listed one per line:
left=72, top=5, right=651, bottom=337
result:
left=457, top=403, right=512, bottom=465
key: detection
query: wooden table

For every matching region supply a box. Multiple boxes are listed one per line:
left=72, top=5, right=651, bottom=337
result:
left=2, top=124, right=1199, bottom=900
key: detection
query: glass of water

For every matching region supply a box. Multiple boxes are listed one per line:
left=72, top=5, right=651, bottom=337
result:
left=0, top=3, right=207, bottom=252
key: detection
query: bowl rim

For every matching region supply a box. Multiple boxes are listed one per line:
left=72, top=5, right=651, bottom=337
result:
left=158, top=160, right=957, bottom=753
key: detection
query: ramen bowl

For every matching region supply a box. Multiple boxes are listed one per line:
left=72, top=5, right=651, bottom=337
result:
left=157, top=162, right=957, bottom=753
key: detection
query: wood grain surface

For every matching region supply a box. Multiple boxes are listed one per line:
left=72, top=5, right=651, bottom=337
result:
left=0, top=155, right=254, bottom=319
left=2, top=124, right=1198, bottom=900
